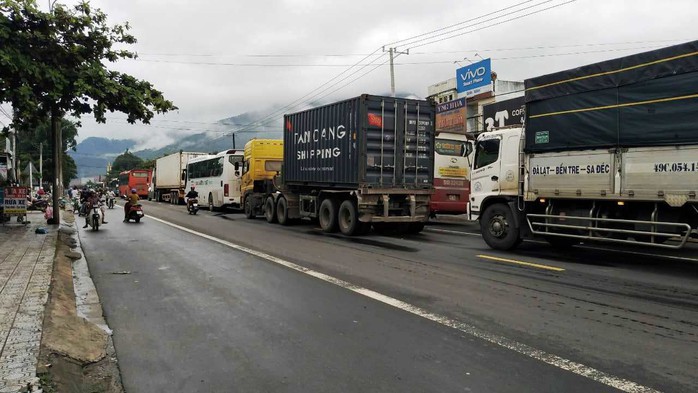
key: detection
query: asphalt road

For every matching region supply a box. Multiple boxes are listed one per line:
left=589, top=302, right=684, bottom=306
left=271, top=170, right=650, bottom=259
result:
left=78, top=202, right=698, bottom=392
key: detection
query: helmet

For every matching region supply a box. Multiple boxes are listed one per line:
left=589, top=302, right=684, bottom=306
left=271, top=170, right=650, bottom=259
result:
left=131, top=188, right=137, bottom=193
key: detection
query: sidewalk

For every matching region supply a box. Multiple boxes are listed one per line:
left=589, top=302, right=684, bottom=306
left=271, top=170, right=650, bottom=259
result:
left=0, top=212, right=57, bottom=393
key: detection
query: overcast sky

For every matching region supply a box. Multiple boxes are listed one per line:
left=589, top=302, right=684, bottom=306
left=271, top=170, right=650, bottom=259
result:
left=18, top=0, right=698, bottom=149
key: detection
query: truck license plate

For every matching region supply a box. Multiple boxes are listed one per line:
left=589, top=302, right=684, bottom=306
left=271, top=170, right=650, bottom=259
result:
left=448, top=194, right=459, bottom=201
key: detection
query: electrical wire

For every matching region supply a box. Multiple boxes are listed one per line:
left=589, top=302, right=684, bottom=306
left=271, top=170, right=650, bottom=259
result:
left=406, top=0, right=577, bottom=51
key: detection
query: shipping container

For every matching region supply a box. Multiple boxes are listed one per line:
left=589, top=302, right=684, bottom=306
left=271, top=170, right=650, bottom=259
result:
left=283, top=94, right=435, bottom=191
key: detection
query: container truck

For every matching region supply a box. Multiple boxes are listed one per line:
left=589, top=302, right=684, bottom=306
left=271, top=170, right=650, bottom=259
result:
left=152, top=151, right=208, bottom=204
left=243, top=94, right=435, bottom=235
left=469, top=41, right=698, bottom=250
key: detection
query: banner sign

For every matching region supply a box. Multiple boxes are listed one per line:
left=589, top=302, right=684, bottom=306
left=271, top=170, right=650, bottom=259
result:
left=3, top=187, right=27, bottom=215
left=456, top=58, right=492, bottom=97
left=435, top=98, right=467, bottom=134
left=483, top=97, right=525, bottom=131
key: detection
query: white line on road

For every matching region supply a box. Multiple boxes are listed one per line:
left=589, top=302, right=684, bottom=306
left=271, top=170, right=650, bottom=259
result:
left=147, top=214, right=658, bottom=393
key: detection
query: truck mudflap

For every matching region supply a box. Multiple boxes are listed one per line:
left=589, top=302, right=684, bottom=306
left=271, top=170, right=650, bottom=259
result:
left=526, top=213, right=693, bottom=249
left=357, top=193, right=430, bottom=223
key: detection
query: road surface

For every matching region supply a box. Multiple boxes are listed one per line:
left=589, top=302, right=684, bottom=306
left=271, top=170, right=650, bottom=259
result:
left=76, top=201, right=698, bottom=392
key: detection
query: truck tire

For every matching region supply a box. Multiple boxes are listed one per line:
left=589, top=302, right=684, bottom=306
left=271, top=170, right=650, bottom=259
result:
left=319, top=199, right=338, bottom=233
left=480, top=203, right=521, bottom=250
left=264, top=197, right=277, bottom=223
left=277, top=196, right=290, bottom=226
left=338, top=200, right=360, bottom=236
left=244, top=196, right=256, bottom=219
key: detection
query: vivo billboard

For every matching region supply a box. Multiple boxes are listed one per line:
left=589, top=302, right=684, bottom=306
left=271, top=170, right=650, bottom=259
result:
left=456, top=58, right=492, bottom=97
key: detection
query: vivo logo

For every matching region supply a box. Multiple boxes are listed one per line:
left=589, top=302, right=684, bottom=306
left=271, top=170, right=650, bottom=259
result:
left=460, top=66, right=486, bottom=81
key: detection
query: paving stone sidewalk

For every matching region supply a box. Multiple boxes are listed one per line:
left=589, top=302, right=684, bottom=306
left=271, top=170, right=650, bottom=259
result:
left=0, top=212, right=57, bottom=393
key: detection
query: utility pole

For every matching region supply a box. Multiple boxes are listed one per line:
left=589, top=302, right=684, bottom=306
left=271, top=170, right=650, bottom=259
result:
left=232, top=132, right=236, bottom=149
left=383, top=47, right=409, bottom=97
left=51, top=110, right=62, bottom=224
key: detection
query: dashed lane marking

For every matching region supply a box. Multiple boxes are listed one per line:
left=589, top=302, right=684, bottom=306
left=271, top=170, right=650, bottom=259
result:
left=477, top=254, right=565, bottom=272
left=145, top=214, right=658, bottom=393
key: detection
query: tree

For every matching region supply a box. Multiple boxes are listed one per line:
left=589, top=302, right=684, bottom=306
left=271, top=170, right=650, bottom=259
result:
left=16, top=117, right=79, bottom=186
left=0, top=1, right=177, bottom=223
left=108, top=150, right=143, bottom=178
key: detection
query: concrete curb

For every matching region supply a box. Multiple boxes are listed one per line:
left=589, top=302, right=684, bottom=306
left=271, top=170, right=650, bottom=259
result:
left=70, top=222, right=113, bottom=335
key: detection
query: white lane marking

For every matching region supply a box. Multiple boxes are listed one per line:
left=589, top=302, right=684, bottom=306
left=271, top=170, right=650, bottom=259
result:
left=146, top=214, right=658, bottom=393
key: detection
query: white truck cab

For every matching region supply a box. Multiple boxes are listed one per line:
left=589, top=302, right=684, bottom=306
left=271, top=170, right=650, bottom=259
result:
left=469, top=127, right=522, bottom=220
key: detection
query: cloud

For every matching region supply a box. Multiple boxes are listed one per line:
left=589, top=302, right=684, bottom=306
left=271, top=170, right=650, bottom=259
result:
left=54, top=0, right=697, bottom=148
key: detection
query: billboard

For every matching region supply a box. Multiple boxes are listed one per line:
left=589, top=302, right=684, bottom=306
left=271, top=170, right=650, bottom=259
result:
left=483, top=96, right=525, bottom=132
left=435, top=98, right=467, bottom=135
left=456, top=58, right=492, bottom=97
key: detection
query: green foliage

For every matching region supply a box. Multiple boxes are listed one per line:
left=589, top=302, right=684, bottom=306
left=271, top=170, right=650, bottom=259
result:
left=108, top=150, right=143, bottom=178
left=0, top=0, right=177, bottom=130
left=16, top=117, right=79, bottom=184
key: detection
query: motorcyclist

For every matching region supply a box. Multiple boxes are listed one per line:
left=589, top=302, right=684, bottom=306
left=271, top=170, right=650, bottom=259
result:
left=97, top=189, right=108, bottom=224
left=185, top=186, right=199, bottom=210
left=82, top=191, right=101, bottom=228
left=124, top=188, right=139, bottom=222
left=106, top=189, right=116, bottom=208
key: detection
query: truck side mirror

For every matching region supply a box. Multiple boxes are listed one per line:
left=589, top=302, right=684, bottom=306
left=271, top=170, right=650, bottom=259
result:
left=234, top=162, right=240, bottom=171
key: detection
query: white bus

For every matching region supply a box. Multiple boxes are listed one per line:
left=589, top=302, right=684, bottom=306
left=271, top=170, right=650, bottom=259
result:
left=186, top=149, right=244, bottom=211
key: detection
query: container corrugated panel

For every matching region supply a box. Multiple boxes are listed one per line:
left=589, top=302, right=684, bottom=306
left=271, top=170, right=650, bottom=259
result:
left=283, top=95, right=434, bottom=189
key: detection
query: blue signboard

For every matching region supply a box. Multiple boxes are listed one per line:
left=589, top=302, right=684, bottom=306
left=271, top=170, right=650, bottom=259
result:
left=456, top=58, right=492, bottom=95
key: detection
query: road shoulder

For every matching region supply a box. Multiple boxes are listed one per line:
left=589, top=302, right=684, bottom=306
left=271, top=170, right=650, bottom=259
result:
left=37, top=212, right=124, bottom=393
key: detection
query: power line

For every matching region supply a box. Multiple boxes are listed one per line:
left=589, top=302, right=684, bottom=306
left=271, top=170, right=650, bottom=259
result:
left=134, top=39, right=686, bottom=59
left=385, top=0, right=539, bottom=48
left=406, top=0, right=578, bottom=50
left=214, top=1, right=578, bottom=139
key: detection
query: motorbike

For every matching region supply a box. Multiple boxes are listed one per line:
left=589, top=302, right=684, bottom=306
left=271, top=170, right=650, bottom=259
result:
left=187, top=198, right=199, bottom=215
left=107, top=196, right=115, bottom=209
left=28, top=198, right=48, bottom=212
left=88, top=205, right=101, bottom=231
left=125, top=204, right=145, bottom=223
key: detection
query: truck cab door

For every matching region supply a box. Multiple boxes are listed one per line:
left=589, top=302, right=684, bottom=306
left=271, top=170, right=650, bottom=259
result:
left=470, top=136, right=502, bottom=213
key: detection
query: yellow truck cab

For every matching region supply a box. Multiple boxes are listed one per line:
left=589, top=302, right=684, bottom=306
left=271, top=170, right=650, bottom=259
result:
left=241, top=139, right=283, bottom=218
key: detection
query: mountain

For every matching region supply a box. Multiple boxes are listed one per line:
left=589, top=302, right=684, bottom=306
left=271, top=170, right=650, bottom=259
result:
left=69, top=137, right=136, bottom=178
left=134, top=111, right=282, bottom=160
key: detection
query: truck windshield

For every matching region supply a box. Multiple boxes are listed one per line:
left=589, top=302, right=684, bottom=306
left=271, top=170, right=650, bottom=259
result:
left=474, top=139, right=500, bottom=169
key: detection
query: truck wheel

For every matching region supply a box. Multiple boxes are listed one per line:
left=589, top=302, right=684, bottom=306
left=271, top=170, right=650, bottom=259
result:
left=481, top=203, right=521, bottom=250
left=264, top=197, right=277, bottom=223
left=338, top=200, right=360, bottom=236
left=244, top=197, right=256, bottom=219
left=276, top=196, right=290, bottom=226
left=406, top=222, right=426, bottom=234
left=545, top=236, right=579, bottom=248
left=318, top=199, right=338, bottom=233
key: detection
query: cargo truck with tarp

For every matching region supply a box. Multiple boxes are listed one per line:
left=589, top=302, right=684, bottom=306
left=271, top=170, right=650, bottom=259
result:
left=469, top=41, right=698, bottom=250
left=243, top=94, right=435, bottom=236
